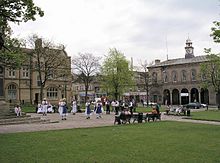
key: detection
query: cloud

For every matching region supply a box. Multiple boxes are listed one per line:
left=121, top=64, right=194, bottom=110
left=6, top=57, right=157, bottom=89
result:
left=10, top=0, right=220, bottom=66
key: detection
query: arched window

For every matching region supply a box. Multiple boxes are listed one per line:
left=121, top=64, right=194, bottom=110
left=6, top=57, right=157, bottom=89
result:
left=181, top=70, right=187, bottom=82
left=172, top=71, right=177, bottom=82
left=191, top=69, right=196, bottom=81
left=47, top=87, right=58, bottom=99
left=8, top=84, right=17, bottom=99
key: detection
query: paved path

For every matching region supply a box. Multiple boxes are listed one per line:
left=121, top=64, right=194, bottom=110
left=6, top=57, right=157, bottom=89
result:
left=0, top=112, right=220, bottom=134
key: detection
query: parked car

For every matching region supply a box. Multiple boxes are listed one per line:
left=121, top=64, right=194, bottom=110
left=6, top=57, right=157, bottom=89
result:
left=201, top=103, right=207, bottom=108
left=184, top=102, right=201, bottom=109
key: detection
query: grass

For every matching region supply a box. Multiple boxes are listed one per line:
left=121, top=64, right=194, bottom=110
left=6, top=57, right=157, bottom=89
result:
left=190, top=110, right=220, bottom=121
left=0, top=122, right=220, bottom=163
left=21, top=105, right=36, bottom=113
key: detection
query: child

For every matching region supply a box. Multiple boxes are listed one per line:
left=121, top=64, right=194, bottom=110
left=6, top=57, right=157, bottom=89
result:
left=14, top=105, right=22, bottom=117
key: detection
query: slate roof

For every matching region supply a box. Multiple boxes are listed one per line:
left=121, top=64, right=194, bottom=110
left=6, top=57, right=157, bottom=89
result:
left=149, top=55, right=208, bottom=68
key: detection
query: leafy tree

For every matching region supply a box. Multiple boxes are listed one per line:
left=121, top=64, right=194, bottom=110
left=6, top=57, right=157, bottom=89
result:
left=72, top=53, right=101, bottom=102
left=0, top=0, right=44, bottom=32
left=201, top=20, right=220, bottom=107
left=28, top=35, right=71, bottom=101
left=0, top=0, right=44, bottom=64
left=101, top=48, right=134, bottom=100
left=0, top=35, right=26, bottom=68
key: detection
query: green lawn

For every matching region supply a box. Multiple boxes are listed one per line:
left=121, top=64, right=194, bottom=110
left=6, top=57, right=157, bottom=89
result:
left=191, top=110, right=220, bottom=121
left=0, top=122, right=220, bottom=163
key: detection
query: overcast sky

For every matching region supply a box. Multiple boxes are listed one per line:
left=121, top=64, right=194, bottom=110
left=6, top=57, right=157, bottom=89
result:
left=11, top=0, right=220, bottom=66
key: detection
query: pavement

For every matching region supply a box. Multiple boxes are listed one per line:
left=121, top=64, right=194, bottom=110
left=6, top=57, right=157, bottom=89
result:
left=0, top=111, right=220, bottom=134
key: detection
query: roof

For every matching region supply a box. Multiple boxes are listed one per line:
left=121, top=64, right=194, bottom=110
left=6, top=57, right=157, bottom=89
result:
left=149, top=55, right=208, bottom=68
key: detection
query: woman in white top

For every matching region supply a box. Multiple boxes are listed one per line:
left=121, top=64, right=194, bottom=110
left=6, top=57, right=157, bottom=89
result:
left=71, top=100, right=77, bottom=115
left=42, top=98, right=48, bottom=116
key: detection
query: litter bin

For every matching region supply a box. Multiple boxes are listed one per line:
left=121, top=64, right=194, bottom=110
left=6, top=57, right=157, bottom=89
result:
left=138, top=112, right=143, bottom=123
left=187, top=109, right=190, bottom=116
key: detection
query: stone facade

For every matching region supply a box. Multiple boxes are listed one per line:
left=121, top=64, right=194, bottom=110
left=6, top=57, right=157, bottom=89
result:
left=148, top=39, right=216, bottom=105
left=0, top=40, right=72, bottom=105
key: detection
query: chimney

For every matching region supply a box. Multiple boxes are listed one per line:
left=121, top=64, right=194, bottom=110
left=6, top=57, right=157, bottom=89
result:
left=35, top=39, right=42, bottom=49
left=155, top=59, right=160, bottom=65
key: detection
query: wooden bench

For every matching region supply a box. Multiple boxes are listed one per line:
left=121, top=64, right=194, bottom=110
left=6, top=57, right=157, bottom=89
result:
left=146, top=113, right=161, bottom=122
left=114, top=113, right=131, bottom=125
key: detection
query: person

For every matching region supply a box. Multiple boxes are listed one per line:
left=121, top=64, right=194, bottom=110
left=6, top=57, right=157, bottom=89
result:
left=96, top=101, right=102, bottom=119
left=115, top=100, right=120, bottom=115
left=42, top=98, right=48, bottom=116
left=58, top=99, right=63, bottom=119
left=71, top=99, right=77, bottom=115
left=85, top=101, right=91, bottom=119
left=141, top=99, right=144, bottom=107
left=111, top=100, right=116, bottom=112
left=129, top=100, right=133, bottom=115
left=151, top=106, right=157, bottom=114
left=165, top=105, right=170, bottom=115
left=47, top=102, right=54, bottom=113
left=14, top=105, right=22, bottom=117
left=155, top=103, right=160, bottom=114
left=61, top=98, right=68, bottom=120
left=105, top=100, right=110, bottom=114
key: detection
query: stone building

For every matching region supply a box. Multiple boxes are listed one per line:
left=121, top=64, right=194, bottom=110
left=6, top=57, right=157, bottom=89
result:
left=148, top=39, right=215, bottom=105
left=0, top=39, right=72, bottom=105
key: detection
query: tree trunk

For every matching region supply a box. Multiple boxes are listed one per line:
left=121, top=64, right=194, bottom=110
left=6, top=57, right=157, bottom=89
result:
left=216, top=92, right=220, bottom=109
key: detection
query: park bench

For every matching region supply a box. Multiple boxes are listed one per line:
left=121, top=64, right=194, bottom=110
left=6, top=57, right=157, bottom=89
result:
left=146, top=113, right=161, bottom=122
left=114, top=113, right=131, bottom=125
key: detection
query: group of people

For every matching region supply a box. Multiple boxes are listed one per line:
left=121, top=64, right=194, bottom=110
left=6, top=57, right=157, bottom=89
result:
left=34, top=97, right=137, bottom=120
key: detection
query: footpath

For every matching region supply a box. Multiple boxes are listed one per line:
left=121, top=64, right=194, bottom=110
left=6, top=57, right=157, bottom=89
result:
left=0, top=111, right=220, bottom=134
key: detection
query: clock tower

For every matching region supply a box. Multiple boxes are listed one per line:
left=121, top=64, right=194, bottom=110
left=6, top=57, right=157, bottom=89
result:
left=185, top=38, right=194, bottom=59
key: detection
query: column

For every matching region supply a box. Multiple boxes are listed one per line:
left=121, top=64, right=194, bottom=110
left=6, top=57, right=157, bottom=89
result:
left=170, top=92, right=173, bottom=105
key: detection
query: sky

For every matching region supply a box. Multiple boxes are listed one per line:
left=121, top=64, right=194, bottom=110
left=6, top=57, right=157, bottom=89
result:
left=11, top=0, right=220, bottom=67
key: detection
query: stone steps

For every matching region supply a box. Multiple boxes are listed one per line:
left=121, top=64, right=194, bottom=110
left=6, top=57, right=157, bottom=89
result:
left=0, top=116, right=50, bottom=125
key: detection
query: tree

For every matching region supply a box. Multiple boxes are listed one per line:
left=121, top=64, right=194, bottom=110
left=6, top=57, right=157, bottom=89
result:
left=29, top=35, right=71, bottom=102
left=0, top=0, right=44, bottom=32
left=201, top=49, right=220, bottom=106
left=101, top=48, right=134, bottom=100
left=200, top=20, right=220, bottom=107
left=138, top=60, right=155, bottom=106
left=72, top=53, right=101, bottom=103
left=0, top=0, right=44, bottom=63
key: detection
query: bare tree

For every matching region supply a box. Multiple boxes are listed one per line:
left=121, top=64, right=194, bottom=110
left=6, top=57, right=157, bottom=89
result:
left=72, top=53, right=101, bottom=102
left=28, top=35, right=71, bottom=101
left=138, top=60, right=154, bottom=106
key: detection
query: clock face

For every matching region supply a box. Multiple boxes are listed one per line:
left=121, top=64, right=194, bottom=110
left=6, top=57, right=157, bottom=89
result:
left=186, top=48, right=192, bottom=54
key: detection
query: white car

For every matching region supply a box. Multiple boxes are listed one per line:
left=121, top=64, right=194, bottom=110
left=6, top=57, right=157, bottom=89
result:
left=201, top=103, right=207, bottom=108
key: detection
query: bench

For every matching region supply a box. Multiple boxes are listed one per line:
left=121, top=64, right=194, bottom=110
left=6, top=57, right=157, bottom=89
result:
left=114, top=113, right=131, bottom=125
left=146, top=113, right=161, bottom=122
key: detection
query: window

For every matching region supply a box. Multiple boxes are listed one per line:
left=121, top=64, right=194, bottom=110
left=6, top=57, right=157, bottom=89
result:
left=191, top=69, right=196, bottom=81
left=37, top=75, right=41, bottom=86
left=48, top=70, right=54, bottom=79
left=47, top=87, right=58, bottom=99
left=181, top=70, right=187, bottom=82
left=163, top=72, right=168, bottom=83
left=8, top=84, right=17, bottom=99
left=152, top=72, right=157, bottom=83
left=172, top=71, right=177, bottom=82
left=8, top=69, right=15, bottom=78
left=22, top=67, right=29, bottom=78
left=201, top=73, right=206, bottom=81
